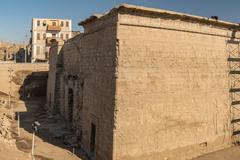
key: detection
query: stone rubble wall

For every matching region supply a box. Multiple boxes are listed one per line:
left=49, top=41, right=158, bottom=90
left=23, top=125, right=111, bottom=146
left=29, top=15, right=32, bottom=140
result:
left=0, top=41, right=24, bottom=61
left=0, top=113, right=15, bottom=145
left=0, top=63, right=49, bottom=101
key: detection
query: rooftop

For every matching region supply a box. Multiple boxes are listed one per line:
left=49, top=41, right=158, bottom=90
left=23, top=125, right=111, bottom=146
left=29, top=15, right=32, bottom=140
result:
left=33, top=18, right=71, bottom=21
left=79, top=4, right=240, bottom=30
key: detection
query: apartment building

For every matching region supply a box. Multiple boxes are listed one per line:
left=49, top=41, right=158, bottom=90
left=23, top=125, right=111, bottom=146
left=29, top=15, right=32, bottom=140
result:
left=31, top=18, right=72, bottom=62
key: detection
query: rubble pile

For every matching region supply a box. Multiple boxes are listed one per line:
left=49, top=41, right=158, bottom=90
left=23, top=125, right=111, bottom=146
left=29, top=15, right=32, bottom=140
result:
left=0, top=91, right=9, bottom=108
left=0, top=98, right=7, bottom=107
left=0, top=113, right=12, bottom=142
left=0, top=40, right=24, bottom=61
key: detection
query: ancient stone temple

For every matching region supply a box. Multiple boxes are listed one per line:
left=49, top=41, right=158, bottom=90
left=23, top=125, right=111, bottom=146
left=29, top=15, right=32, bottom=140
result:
left=47, top=4, right=240, bottom=160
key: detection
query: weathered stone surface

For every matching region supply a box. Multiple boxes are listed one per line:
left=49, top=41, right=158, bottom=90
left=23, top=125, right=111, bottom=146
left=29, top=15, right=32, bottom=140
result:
left=0, top=63, right=49, bottom=100
left=47, top=4, right=240, bottom=160
left=0, top=41, right=25, bottom=62
left=114, top=13, right=232, bottom=160
left=48, top=19, right=117, bottom=159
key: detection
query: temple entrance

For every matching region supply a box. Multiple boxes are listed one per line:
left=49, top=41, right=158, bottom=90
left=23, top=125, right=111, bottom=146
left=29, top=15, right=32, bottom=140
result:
left=90, top=123, right=96, bottom=153
left=68, top=88, right=74, bottom=122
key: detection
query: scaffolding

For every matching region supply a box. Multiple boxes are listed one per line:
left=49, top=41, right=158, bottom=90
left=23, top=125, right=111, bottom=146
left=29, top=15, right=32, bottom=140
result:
left=228, top=38, right=240, bottom=143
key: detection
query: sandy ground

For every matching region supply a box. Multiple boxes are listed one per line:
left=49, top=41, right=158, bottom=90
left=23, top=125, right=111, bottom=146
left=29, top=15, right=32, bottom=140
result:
left=0, top=99, right=82, bottom=160
left=193, top=146, right=240, bottom=160
left=2, top=99, right=240, bottom=160
left=0, top=141, right=30, bottom=160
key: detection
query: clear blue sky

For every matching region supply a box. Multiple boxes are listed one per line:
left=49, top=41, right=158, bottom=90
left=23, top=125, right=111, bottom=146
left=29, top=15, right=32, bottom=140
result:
left=0, top=0, right=239, bottom=43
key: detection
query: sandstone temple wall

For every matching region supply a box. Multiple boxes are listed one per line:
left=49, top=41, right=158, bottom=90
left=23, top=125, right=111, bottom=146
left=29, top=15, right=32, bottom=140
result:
left=47, top=4, right=240, bottom=160
left=50, top=13, right=119, bottom=160
left=113, top=8, right=239, bottom=160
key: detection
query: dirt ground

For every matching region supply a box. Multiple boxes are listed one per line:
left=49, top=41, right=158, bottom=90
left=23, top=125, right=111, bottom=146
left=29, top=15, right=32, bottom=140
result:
left=2, top=98, right=240, bottom=160
left=0, top=99, right=82, bottom=160
left=192, top=146, right=240, bottom=160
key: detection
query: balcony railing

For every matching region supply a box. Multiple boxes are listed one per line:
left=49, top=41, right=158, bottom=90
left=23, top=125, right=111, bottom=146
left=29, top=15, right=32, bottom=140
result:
left=46, top=38, right=56, bottom=46
left=47, top=25, right=61, bottom=31
left=46, top=37, right=62, bottom=46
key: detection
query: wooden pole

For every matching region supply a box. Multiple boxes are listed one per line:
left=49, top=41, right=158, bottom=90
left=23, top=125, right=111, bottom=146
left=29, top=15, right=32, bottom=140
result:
left=11, top=104, right=14, bottom=120
left=18, top=112, right=20, bottom=136
left=8, top=68, right=11, bottom=110
left=73, top=147, right=75, bottom=154
left=32, top=131, right=35, bottom=156
left=8, top=67, right=13, bottom=119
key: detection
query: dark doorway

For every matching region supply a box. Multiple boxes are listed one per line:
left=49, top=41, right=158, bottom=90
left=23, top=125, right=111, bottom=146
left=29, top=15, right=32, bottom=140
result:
left=68, top=88, right=74, bottom=122
left=49, top=93, right=51, bottom=108
left=90, top=123, right=96, bottom=153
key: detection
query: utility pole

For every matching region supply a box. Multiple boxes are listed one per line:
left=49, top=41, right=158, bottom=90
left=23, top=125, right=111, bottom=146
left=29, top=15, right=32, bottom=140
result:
left=32, top=121, right=40, bottom=158
left=32, top=130, right=35, bottom=156
left=8, top=67, right=13, bottom=119
left=18, top=112, right=20, bottom=137
left=11, top=104, right=14, bottom=121
left=24, top=34, right=28, bottom=63
left=14, top=51, right=16, bottom=63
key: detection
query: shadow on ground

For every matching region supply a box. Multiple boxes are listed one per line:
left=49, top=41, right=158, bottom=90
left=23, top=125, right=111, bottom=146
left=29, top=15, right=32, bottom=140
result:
left=13, top=71, right=85, bottom=160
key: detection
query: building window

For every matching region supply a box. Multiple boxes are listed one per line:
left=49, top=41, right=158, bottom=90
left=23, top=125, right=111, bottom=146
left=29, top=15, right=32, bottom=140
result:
left=60, top=34, right=64, bottom=39
left=52, top=21, right=56, bottom=26
left=61, top=21, right=64, bottom=27
left=36, top=46, right=41, bottom=55
left=66, top=21, right=69, bottom=27
left=43, top=33, right=46, bottom=40
left=43, top=21, right=46, bottom=26
left=49, top=93, right=52, bottom=108
left=65, top=34, right=69, bottom=40
left=37, top=33, right=41, bottom=40
left=52, top=33, right=56, bottom=38
left=68, top=88, right=74, bottom=122
left=45, top=51, right=49, bottom=59
left=37, top=20, right=41, bottom=26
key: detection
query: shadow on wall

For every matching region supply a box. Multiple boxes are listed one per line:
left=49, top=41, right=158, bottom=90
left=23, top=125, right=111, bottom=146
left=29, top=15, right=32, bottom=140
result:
left=14, top=71, right=52, bottom=159
left=15, top=48, right=29, bottom=63
left=19, top=71, right=48, bottom=100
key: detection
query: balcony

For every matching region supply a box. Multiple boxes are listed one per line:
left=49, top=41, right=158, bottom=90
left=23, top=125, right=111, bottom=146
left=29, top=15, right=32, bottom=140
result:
left=46, top=37, right=62, bottom=46
left=47, top=25, right=61, bottom=31
left=46, top=38, right=56, bottom=46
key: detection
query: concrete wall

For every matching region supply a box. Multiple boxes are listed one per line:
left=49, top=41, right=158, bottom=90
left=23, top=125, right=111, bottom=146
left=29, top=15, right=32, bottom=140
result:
left=0, top=63, right=49, bottom=100
left=113, top=10, right=237, bottom=160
